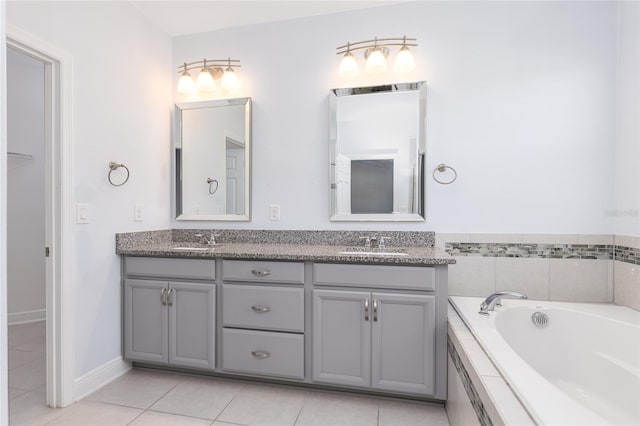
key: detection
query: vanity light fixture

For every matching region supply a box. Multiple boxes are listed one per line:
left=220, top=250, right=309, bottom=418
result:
left=177, top=57, right=241, bottom=94
left=337, top=36, right=417, bottom=79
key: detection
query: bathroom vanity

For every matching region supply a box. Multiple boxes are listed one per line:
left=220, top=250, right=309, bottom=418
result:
left=117, top=230, right=453, bottom=401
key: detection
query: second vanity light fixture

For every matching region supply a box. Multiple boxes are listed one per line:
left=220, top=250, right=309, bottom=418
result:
left=337, top=36, right=417, bottom=79
left=177, top=58, right=241, bottom=95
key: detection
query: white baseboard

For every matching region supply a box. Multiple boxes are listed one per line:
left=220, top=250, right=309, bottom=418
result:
left=8, top=309, right=46, bottom=325
left=73, top=356, right=131, bottom=401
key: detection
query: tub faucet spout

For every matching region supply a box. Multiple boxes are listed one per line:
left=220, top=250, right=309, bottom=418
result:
left=479, top=291, right=527, bottom=315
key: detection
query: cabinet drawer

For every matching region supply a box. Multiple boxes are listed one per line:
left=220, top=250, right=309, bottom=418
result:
left=125, top=257, right=215, bottom=280
left=222, top=329, right=304, bottom=379
left=223, top=285, right=304, bottom=332
left=313, top=263, right=435, bottom=291
left=223, top=260, right=304, bottom=284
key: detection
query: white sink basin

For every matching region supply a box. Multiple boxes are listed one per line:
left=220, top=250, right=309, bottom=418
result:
left=171, top=247, right=210, bottom=252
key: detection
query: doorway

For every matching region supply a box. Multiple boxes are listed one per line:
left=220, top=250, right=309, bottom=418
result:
left=4, top=29, right=74, bottom=417
left=6, top=45, right=47, bottom=417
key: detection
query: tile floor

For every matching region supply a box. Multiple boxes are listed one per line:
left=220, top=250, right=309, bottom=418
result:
left=8, top=322, right=450, bottom=426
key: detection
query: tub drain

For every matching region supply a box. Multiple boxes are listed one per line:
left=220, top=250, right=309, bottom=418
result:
left=531, top=311, right=549, bottom=327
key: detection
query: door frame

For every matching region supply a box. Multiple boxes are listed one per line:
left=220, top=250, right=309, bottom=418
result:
left=6, top=25, right=74, bottom=409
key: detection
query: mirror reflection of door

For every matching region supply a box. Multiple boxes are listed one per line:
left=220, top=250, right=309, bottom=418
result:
left=225, top=136, right=245, bottom=215
left=351, top=159, right=393, bottom=214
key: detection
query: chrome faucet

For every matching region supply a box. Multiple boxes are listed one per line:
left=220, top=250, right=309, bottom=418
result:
left=479, top=291, right=527, bottom=315
left=359, top=235, right=390, bottom=249
left=194, top=232, right=220, bottom=246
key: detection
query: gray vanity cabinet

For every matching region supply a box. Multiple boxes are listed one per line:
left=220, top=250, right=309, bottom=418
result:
left=124, top=278, right=216, bottom=370
left=312, top=289, right=435, bottom=395
left=312, top=290, right=371, bottom=387
left=371, top=293, right=435, bottom=395
left=168, top=281, right=216, bottom=369
left=124, top=279, right=169, bottom=364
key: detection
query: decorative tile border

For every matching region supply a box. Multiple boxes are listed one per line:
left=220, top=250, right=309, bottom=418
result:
left=447, top=337, right=494, bottom=426
left=445, top=242, right=613, bottom=260
left=445, top=241, right=639, bottom=265
left=614, top=245, right=640, bottom=265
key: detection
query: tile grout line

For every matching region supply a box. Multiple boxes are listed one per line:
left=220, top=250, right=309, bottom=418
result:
left=292, top=390, right=309, bottom=426
left=211, top=383, right=247, bottom=423
left=126, top=380, right=181, bottom=425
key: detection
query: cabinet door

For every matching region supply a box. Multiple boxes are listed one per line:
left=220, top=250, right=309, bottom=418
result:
left=168, top=281, right=216, bottom=369
left=312, top=289, right=371, bottom=387
left=124, top=279, right=168, bottom=364
left=371, top=292, right=435, bottom=395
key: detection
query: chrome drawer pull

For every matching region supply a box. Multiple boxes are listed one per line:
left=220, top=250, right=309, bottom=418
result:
left=364, top=298, right=369, bottom=321
left=251, top=305, right=271, bottom=313
left=160, top=288, right=167, bottom=306
left=251, top=269, right=272, bottom=277
left=373, top=299, right=379, bottom=322
left=167, top=288, right=175, bottom=306
left=251, top=350, right=271, bottom=359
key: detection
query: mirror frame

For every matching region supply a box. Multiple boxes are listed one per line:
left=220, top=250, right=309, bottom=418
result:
left=329, top=82, right=426, bottom=222
left=174, top=97, right=252, bottom=221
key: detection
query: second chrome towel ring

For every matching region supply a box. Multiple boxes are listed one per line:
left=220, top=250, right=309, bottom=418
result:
left=207, top=178, right=219, bottom=194
left=108, top=161, right=130, bottom=187
left=433, top=163, right=457, bottom=185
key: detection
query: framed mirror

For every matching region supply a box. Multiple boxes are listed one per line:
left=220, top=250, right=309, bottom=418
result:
left=174, top=98, right=251, bottom=221
left=329, top=82, right=426, bottom=221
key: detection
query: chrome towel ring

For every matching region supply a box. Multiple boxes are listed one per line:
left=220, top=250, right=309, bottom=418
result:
left=207, top=178, right=219, bottom=194
left=108, top=161, right=130, bottom=187
left=433, top=163, right=457, bottom=185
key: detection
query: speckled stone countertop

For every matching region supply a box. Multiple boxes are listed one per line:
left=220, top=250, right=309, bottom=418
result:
left=116, top=230, right=455, bottom=265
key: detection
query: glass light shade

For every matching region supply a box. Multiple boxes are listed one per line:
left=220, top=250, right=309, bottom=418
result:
left=365, top=48, right=387, bottom=74
left=221, top=68, right=238, bottom=90
left=177, top=72, right=196, bottom=94
left=393, top=46, right=415, bottom=74
left=196, top=69, right=216, bottom=92
left=338, top=52, right=359, bottom=79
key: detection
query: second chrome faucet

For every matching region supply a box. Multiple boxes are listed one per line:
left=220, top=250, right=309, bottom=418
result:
left=479, top=291, right=527, bottom=315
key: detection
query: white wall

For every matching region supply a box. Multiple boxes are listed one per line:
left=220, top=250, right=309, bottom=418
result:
left=7, top=1, right=173, bottom=378
left=172, top=1, right=618, bottom=234
left=6, top=47, right=45, bottom=319
left=614, top=1, right=640, bottom=238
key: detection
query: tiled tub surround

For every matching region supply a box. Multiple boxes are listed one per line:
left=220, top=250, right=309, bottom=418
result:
left=446, top=304, right=534, bottom=426
left=116, top=229, right=452, bottom=265
left=613, top=235, right=640, bottom=311
left=438, top=233, right=639, bottom=310
left=449, top=297, right=640, bottom=425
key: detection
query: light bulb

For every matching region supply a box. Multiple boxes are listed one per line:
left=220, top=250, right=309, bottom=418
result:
left=338, top=51, right=359, bottom=79
left=196, top=68, right=216, bottom=92
left=221, top=67, right=238, bottom=90
left=394, top=46, right=415, bottom=74
left=177, top=71, right=196, bottom=94
left=365, top=48, right=387, bottom=74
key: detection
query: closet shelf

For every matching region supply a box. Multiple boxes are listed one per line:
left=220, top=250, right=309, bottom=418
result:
left=7, top=152, right=34, bottom=161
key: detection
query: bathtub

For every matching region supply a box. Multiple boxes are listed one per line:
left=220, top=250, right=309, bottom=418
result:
left=449, top=296, right=640, bottom=426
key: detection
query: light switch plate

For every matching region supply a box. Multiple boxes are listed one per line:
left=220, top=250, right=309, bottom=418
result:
left=76, top=203, right=89, bottom=224
left=134, top=204, right=144, bottom=222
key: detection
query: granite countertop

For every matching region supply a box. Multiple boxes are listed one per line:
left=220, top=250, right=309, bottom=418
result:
left=115, top=230, right=455, bottom=265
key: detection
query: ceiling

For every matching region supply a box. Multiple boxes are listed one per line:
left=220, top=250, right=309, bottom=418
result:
left=130, top=1, right=403, bottom=37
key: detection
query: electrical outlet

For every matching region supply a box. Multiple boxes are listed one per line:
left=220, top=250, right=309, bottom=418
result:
left=134, top=204, right=144, bottom=222
left=269, top=204, right=281, bottom=221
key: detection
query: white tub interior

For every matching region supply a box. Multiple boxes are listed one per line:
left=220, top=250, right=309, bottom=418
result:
left=450, top=297, right=640, bottom=426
